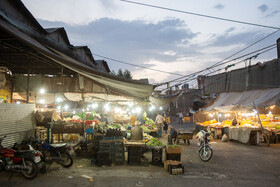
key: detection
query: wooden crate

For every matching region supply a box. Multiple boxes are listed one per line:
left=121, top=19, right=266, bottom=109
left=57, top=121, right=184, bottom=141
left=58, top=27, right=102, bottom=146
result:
left=164, top=160, right=181, bottom=171
left=166, top=146, right=182, bottom=154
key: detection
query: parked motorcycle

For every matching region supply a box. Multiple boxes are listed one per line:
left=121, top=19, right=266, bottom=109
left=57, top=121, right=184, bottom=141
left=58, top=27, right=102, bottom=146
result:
left=27, top=137, right=73, bottom=168
left=0, top=136, right=41, bottom=179
left=197, top=130, right=213, bottom=162
left=12, top=142, right=47, bottom=173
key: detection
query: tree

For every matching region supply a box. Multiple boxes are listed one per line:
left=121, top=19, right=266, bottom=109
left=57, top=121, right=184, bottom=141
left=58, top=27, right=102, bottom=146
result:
left=110, top=70, right=116, bottom=76
left=123, top=69, right=132, bottom=79
left=117, top=69, right=124, bottom=78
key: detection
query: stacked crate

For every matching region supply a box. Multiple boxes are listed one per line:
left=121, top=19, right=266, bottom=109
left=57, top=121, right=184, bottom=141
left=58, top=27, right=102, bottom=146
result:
left=92, top=134, right=104, bottom=153
left=97, top=141, right=112, bottom=166
left=151, top=148, right=163, bottom=166
left=96, top=138, right=125, bottom=166
left=112, top=142, right=125, bottom=165
left=165, top=146, right=182, bottom=161
left=165, top=146, right=184, bottom=174
left=127, top=147, right=142, bottom=165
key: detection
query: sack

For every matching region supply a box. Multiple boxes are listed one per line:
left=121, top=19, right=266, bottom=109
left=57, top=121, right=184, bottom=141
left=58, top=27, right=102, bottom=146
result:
left=221, top=134, right=228, bottom=142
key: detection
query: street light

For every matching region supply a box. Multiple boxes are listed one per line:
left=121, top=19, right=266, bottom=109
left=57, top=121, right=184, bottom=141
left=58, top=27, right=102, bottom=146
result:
left=39, top=88, right=46, bottom=94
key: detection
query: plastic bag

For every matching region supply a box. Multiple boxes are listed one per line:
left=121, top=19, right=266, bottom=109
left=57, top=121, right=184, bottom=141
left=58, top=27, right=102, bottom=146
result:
left=221, top=134, right=228, bottom=142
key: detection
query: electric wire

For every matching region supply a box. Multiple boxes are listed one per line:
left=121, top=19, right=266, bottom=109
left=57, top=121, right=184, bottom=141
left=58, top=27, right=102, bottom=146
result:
left=156, top=43, right=277, bottom=87
left=159, top=45, right=277, bottom=91
left=120, top=0, right=280, bottom=30
left=91, top=52, right=184, bottom=76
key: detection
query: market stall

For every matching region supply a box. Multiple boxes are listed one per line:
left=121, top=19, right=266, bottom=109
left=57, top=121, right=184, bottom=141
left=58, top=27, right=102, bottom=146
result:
left=198, top=88, right=280, bottom=144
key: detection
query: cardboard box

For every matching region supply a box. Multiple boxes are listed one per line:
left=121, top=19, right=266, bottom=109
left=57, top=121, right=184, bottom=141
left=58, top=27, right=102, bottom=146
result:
left=164, top=160, right=182, bottom=171
left=166, top=146, right=182, bottom=154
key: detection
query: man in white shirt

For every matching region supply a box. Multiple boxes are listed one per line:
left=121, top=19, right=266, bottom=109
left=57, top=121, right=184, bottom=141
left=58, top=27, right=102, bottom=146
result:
left=178, top=112, right=183, bottom=124
left=155, top=113, right=165, bottom=137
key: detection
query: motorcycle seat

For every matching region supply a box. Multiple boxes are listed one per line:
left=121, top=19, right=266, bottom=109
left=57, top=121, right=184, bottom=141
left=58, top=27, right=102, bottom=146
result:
left=50, top=143, right=66, bottom=148
left=14, top=150, right=33, bottom=157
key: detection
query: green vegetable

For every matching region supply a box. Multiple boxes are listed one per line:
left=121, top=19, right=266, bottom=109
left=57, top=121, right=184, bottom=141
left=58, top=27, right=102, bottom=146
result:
left=145, top=117, right=155, bottom=125
left=167, top=145, right=181, bottom=147
left=146, top=137, right=165, bottom=146
left=141, top=125, right=151, bottom=132
left=276, top=126, right=280, bottom=129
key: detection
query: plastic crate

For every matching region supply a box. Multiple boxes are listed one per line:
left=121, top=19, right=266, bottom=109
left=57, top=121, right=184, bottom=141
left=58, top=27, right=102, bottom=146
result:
left=97, top=159, right=112, bottom=167
left=152, top=149, right=163, bottom=166
left=168, top=164, right=184, bottom=175
left=97, top=151, right=111, bottom=160
left=166, top=153, right=181, bottom=161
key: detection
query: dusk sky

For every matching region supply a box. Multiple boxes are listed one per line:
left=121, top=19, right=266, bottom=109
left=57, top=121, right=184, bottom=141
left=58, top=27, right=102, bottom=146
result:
left=21, top=0, right=280, bottom=89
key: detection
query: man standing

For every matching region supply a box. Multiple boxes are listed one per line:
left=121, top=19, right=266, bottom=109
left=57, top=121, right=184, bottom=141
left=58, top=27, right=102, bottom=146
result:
left=155, top=113, right=165, bottom=137
left=178, top=112, right=184, bottom=124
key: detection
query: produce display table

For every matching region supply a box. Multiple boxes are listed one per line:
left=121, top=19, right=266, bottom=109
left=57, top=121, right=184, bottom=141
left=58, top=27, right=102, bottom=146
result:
left=228, top=127, right=261, bottom=144
left=123, top=140, right=146, bottom=147
left=124, top=140, right=145, bottom=165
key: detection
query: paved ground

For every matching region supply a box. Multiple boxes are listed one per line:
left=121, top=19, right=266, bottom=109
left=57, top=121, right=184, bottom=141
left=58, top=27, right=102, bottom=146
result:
left=1, top=123, right=280, bottom=187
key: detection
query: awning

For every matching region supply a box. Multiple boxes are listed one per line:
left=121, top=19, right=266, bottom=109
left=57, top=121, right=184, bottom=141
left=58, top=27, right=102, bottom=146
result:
left=204, top=88, right=280, bottom=112
left=0, top=14, right=154, bottom=101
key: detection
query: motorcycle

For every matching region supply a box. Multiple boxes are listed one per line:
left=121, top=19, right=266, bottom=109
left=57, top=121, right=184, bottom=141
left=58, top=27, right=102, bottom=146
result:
left=197, top=130, right=213, bottom=162
left=27, top=136, right=73, bottom=168
left=0, top=136, right=41, bottom=179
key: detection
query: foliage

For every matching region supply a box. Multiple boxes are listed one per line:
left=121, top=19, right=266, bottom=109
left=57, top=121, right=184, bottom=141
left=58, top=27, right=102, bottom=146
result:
left=145, top=117, right=155, bottom=125
left=146, top=137, right=165, bottom=146
left=111, top=69, right=133, bottom=80
left=76, top=111, right=101, bottom=121
left=123, top=69, right=132, bottom=79
left=140, top=125, right=151, bottom=132
left=117, top=69, right=123, bottom=78
left=167, top=144, right=181, bottom=147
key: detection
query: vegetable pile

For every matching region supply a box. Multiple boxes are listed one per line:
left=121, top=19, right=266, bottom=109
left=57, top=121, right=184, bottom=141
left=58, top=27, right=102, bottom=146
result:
left=145, top=117, right=155, bottom=125
left=167, top=144, right=181, bottom=147
left=141, top=125, right=151, bottom=132
left=146, top=137, right=165, bottom=146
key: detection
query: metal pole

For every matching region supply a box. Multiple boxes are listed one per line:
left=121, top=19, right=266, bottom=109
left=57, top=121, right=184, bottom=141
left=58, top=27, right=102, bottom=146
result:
left=253, top=101, right=270, bottom=147
left=26, top=61, right=30, bottom=103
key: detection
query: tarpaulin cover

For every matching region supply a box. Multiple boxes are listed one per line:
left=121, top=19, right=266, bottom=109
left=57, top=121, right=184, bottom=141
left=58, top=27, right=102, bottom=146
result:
left=204, top=88, right=280, bottom=112
left=0, top=14, right=154, bottom=101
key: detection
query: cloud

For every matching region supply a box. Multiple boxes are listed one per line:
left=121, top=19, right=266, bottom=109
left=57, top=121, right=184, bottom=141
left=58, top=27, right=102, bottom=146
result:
left=225, top=27, right=235, bottom=33
left=37, top=17, right=278, bottom=85
left=214, top=4, right=224, bottom=10
left=38, top=18, right=198, bottom=75
left=265, top=10, right=279, bottom=18
left=258, top=4, right=268, bottom=13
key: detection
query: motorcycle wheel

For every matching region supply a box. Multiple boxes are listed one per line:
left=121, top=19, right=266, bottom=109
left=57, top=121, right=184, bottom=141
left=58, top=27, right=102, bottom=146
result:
left=21, top=159, right=38, bottom=179
left=59, top=152, right=73, bottom=168
left=199, top=146, right=213, bottom=162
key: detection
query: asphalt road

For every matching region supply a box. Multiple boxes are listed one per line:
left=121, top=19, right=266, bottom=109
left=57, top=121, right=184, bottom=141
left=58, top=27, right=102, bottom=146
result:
left=1, top=123, right=279, bottom=187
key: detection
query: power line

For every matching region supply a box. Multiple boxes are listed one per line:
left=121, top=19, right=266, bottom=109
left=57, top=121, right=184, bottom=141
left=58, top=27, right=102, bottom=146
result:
left=120, top=0, right=280, bottom=30
left=157, top=42, right=277, bottom=87
left=160, top=45, right=276, bottom=91
left=91, top=52, right=185, bottom=76
left=209, top=29, right=280, bottom=68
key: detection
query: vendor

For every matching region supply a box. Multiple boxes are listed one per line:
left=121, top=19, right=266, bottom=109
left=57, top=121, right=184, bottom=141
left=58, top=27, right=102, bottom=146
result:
left=169, top=125, right=178, bottom=144
left=232, top=116, right=237, bottom=126
left=131, top=121, right=143, bottom=141
left=131, top=121, right=145, bottom=158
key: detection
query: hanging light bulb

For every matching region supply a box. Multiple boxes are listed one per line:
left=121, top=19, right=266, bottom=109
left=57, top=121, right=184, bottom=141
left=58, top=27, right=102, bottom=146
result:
left=39, top=88, right=45, bottom=94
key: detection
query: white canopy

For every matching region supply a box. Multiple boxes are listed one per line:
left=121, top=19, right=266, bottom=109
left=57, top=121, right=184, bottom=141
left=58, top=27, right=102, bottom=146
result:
left=204, top=88, right=280, bottom=112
